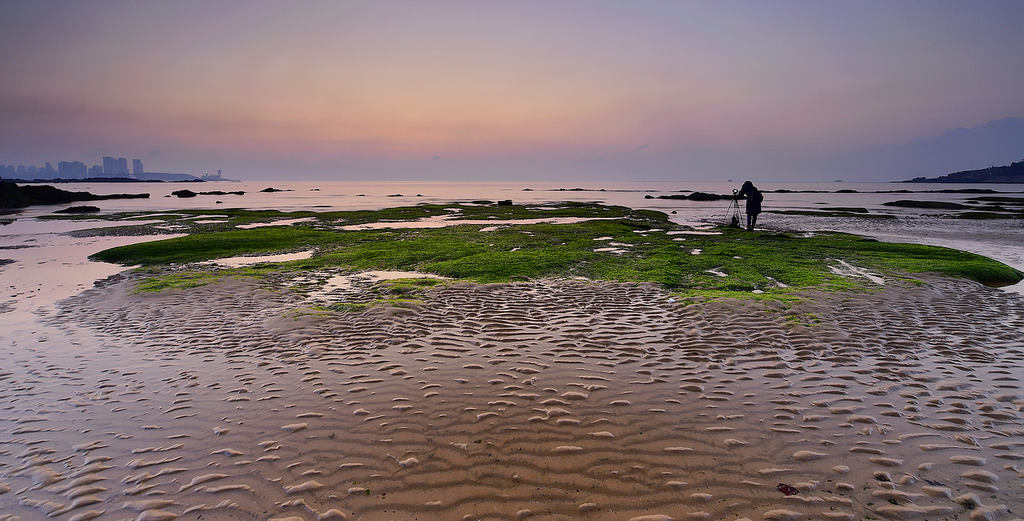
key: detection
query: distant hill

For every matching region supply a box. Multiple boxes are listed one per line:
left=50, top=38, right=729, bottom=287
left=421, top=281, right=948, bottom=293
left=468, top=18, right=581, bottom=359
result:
left=137, top=172, right=202, bottom=182
left=902, top=159, right=1024, bottom=183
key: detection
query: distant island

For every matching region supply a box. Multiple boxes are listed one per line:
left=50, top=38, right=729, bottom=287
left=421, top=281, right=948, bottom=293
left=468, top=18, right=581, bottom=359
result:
left=903, top=159, right=1024, bottom=183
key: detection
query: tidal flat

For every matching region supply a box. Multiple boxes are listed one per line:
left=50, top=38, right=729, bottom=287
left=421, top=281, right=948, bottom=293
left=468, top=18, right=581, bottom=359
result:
left=2, top=202, right=1023, bottom=521
left=76, top=202, right=1023, bottom=294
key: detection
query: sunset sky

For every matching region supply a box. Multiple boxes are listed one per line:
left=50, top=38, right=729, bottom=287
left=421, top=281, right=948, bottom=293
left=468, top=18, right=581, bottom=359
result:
left=2, top=1, right=1022, bottom=181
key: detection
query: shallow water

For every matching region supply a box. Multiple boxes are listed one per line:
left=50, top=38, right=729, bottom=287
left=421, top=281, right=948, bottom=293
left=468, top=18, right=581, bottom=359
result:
left=6, top=180, right=1023, bottom=283
left=209, top=250, right=316, bottom=268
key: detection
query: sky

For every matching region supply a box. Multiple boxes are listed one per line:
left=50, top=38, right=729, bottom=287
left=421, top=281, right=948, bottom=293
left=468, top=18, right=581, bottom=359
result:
left=1, top=0, right=1023, bottom=181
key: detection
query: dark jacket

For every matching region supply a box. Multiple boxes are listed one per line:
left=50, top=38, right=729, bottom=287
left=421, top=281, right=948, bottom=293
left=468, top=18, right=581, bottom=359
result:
left=738, top=183, right=763, bottom=214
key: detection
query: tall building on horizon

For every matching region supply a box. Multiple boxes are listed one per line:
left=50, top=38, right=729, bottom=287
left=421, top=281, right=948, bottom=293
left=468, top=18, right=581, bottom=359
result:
left=58, top=161, right=87, bottom=177
left=102, top=156, right=117, bottom=175
left=132, top=159, right=143, bottom=177
left=117, top=157, right=128, bottom=175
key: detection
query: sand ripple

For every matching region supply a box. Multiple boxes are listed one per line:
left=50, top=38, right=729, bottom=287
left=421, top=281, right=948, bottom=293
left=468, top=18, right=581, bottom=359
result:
left=0, top=275, right=1021, bottom=520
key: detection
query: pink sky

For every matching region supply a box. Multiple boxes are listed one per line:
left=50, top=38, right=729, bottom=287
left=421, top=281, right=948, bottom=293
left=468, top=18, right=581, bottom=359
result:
left=2, top=1, right=1022, bottom=180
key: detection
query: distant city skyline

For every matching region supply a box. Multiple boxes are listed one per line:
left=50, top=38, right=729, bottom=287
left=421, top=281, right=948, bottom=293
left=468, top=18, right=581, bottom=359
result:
left=1, top=153, right=147, bottom=179
left=1, top=154, right=215, bottom=182
left=2, top=1, right=1023, bottom=181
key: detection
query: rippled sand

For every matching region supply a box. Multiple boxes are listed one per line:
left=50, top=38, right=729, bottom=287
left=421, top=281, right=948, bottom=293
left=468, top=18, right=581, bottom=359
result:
left=1, top=276, right=1023, bottom=521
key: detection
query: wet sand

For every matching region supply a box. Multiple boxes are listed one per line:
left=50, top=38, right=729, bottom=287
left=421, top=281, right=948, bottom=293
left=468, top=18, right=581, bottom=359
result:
left=1, top=275, right=1023, bottom=521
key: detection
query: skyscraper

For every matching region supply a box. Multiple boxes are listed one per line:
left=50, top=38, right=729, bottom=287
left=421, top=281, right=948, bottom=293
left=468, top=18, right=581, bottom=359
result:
left=132, top=159, right=143, bottom=177
left=58, top=161, right=87, bottom=177
left=102, top=156, right=117, bottom=175
left=117, top=157, right=128, bottom=175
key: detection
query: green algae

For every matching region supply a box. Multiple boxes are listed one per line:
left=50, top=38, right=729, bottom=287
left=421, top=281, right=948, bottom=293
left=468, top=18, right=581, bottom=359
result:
left=133, top=271, right=231, bottom=293
left=93, top=203, right=1023, bottom=298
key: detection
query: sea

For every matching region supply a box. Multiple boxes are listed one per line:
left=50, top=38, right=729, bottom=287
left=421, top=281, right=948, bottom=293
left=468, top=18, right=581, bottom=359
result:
left=2, top=179, right=1023, bottom=324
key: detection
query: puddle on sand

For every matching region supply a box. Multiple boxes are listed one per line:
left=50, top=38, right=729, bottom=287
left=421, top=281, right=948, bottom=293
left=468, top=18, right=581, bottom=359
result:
left=828, top=258, right=885, bottom=284
left=236, top=217, right=317, bottom=229
left=181, top=214, right=229, bottom=220
left=2, top=218, right=167, bottom=235
left=208, top=250, right=315, bottom=267
left=338, top=216, right=614, bottom=231
left=667, top=230, right=723, bottom=236
left=315, top=270, right=448, bottom=293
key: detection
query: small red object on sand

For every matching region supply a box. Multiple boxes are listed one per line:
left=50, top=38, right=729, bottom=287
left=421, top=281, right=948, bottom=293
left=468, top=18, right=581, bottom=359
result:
left=777, top=483, right=799, bottom=496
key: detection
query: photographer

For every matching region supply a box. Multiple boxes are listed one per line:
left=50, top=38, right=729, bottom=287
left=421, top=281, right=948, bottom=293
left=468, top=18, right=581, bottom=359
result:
left=735, top=181, right=763, bottom=231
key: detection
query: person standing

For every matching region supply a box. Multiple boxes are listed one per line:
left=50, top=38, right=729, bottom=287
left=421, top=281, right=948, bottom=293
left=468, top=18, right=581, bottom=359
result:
left=736, top=181, right=763, bottom=231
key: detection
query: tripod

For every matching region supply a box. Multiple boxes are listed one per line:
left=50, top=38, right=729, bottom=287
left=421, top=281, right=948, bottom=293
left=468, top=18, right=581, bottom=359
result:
left=725, top=190, right=743, bottom=228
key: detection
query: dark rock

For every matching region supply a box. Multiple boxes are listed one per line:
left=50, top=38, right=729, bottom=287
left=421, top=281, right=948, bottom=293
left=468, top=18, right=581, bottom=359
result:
left=260, top=187, right=292, bottom=193
left=0, top=182, right=148, bottom=209
left=971, top=196, right=1024, bottom=204
left=386, top=193, right=403, bottom=197
left=655, top=192, right=735, bottom=201
left=54, top=205, right=101, bottom=213
left=958, top=211, right=1022, bottom=220
left=198, top=190, right=244, bottom=196
left=497, top=199, right=513, bottom=206
left=171, top=189, right=197, bottom=198
left=882, top=200, right=970, bottom=209
left=686, top=191, right=734, bottom=201
left=933, top=188, right=998, bottom=193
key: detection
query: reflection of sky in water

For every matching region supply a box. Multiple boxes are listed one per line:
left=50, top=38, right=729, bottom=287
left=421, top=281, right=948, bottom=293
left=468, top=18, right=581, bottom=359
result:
left=339, top=215, right=614, bottom=231
left=207, top=250, right=315, bottom=268
left=0, top=232, right=185, bottom=324
left=2, top=180, right=1022, bottom=304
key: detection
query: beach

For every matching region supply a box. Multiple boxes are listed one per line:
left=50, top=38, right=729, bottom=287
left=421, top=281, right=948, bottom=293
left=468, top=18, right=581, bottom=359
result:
left=5, top=1, right=1024, bottom=518
left=2, top=268, right=1022, bottom=520
left=2, top=184, right=1024, bottom=520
